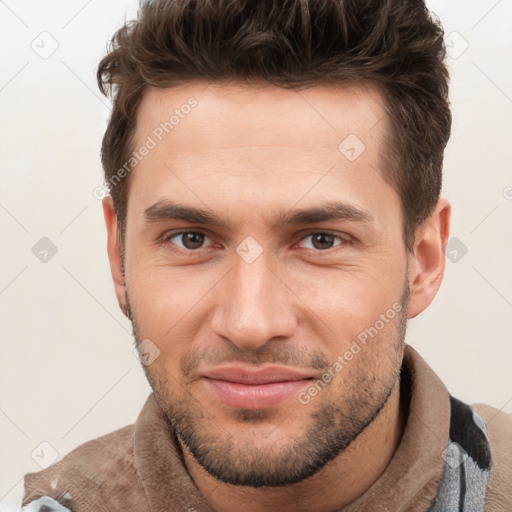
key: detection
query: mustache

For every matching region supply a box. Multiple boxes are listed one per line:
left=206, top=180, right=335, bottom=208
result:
left=180, top=345, right=329, bottom=378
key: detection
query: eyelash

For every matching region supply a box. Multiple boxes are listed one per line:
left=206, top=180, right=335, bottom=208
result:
left=162, top=230, right=352, bottom=255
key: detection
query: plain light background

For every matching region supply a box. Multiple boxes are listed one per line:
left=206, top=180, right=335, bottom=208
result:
left=1, top=0, right=511, bottom=510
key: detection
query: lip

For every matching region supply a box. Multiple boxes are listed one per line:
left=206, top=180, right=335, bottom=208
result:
left=200, top=365, right=314, bottom=410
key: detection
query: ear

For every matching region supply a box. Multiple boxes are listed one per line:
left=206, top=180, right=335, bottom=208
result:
left=102, top=196, right=129, bottom=318
left=407, top=198, right=451, bottom=319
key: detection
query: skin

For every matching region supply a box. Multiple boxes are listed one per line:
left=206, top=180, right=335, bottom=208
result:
left=103, top=80, right=450, bottom=511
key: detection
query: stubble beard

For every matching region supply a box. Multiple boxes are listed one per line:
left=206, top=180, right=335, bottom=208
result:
left=125, top=281, right=410, bottom=488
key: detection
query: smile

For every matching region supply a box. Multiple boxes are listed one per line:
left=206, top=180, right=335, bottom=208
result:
left=200, top=366, right=314, bottom=409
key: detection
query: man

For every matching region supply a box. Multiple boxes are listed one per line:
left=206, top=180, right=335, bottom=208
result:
left=21, top=0, right=511, bottom=510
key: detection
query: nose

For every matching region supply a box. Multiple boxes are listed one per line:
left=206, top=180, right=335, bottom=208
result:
left=210, top=250, right=297, bottom=351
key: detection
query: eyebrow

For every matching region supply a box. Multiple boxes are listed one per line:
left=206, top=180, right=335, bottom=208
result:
left=143, top=199, right=375, bottom=231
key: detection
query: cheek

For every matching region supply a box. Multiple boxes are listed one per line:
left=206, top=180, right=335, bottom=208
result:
left=319, top=308, right=405, bottom=399
left=128, top=263, right=212, bottom=328
left=291, top=263, right=404, bottom=328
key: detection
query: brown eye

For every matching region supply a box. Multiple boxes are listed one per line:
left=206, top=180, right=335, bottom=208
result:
left=166, top=231, right=209, bottom=251
left=298, top=232, right=344, bottom=251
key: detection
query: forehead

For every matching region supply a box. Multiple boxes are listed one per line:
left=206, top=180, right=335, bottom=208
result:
left=127, top=80, right=398, bottom=230
left=135, top=80, right=389, bottom=152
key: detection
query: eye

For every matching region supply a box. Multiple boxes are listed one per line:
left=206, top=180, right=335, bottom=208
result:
left=297, top=231, right=346, bottom=251
left=162, top=230, right=350, bottom=254
left=164, top=231, right=212, bottom=251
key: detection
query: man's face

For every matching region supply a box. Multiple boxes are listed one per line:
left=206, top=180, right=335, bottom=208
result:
left=123, top=81, right=410, bottom=486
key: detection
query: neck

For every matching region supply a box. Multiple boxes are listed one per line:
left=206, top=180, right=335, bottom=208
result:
left=181, top=376, right=405, bottom=512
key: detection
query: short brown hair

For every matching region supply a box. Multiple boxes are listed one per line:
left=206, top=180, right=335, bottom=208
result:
left=97, top=0, right=451, bottom=253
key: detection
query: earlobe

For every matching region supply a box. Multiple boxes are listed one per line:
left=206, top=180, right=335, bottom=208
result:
left=407, top=198, right=451, bottom=319
left=102, top=196, right=129, bottom=318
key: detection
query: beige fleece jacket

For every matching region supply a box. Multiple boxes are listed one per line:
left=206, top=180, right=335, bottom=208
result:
left=21, top=345, right=512, bottom=511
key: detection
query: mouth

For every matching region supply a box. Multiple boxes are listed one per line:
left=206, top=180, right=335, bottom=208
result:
left=200, top=365, right=315, bottom=410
